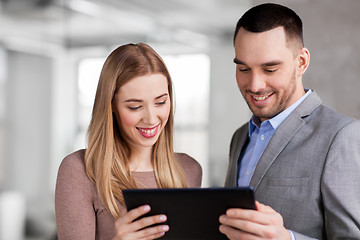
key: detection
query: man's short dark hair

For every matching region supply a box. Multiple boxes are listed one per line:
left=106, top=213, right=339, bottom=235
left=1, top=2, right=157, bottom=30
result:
left=234, top=3, right=303, bottom=47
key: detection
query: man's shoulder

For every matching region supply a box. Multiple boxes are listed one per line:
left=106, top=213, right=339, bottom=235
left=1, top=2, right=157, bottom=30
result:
left=233, top=122, right=249, bottom=137
left=308, top=103, right=358, bottom=127
left=295, top=91, right=358, bottom=128
left=230, top=122, right=249, bottom=150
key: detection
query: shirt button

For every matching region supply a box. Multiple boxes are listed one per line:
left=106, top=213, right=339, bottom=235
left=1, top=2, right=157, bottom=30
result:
left=246, top=171, right=250, bottom=175
left=261, top=134, right=265, bottom=140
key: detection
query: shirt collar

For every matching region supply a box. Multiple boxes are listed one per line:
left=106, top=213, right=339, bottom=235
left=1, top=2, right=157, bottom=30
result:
left=248, top=89, right=312, bottom=136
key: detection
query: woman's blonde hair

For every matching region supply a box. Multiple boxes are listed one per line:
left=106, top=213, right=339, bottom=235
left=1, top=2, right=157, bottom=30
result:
left=84, top=43, right=187, bottom=218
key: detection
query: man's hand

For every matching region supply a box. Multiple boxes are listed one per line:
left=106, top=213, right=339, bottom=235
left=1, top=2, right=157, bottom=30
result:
left=219, top=201, right=291, bottom=240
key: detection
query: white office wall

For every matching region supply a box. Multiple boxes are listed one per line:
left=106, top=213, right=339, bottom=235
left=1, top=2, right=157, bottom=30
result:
left=208, top=40, right=251, bottom=186
left=0, top=47, right=6, bottom=186
left=3, top=50, right=55, bottom=237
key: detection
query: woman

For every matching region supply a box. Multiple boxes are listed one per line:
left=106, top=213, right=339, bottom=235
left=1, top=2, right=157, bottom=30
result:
left=55, top=43, right=202, bottom=240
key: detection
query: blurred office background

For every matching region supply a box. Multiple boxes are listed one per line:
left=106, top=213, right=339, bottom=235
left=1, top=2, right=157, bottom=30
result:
left=0, top=0, right=359, bottom=239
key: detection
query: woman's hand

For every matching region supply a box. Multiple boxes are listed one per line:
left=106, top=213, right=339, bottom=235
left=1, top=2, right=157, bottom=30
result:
left=113, top=205, right=169, bottom=240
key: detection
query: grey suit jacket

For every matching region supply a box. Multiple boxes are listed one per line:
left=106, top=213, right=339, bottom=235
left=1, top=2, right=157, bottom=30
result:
left=225, top=92, right=360, bottom=240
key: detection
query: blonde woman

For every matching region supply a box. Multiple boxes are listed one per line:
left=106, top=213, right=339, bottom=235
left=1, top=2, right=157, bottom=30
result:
left=55, top=43, right=202, bottom=240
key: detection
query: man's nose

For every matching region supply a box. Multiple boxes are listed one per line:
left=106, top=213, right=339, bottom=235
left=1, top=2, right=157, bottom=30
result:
left=249, top=72, right=266, bottom=93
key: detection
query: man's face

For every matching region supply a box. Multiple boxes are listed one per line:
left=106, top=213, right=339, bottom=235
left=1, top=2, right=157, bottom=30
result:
left=234, top=27, right=306, bottom=122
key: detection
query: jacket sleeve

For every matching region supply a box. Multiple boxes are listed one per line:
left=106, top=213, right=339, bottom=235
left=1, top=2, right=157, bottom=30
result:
left=225, top=125, right=248, bottom=187
left=292, top=232, right=318, bottom=240
left=320, top=119, right=360, bottom=239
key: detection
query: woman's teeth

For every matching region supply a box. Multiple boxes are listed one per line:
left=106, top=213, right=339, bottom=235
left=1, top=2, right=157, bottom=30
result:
left=138, top=127, right=156, bottom=134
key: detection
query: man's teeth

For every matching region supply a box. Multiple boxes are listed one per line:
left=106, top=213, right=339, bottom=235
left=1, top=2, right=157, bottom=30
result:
left=139, top=127, right=156, bottom=134
left=253, top=95, right=269, bottom=101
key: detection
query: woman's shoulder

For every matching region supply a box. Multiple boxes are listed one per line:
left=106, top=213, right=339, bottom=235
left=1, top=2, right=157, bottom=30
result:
left=175, top=153, right=200, bottom=169
left=175, top=152, right=202, bottom=187
left=57, top=149, right=93, bottom=187
left=59, top=149, right=86, bottom=172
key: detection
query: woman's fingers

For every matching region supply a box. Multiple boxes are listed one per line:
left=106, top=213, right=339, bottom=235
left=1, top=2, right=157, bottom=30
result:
left=131, top=214, right=167, bottom=232
left=114, top=205, right=169, bottom=240
left=130, top=224, right=169, bottom=240
left=118, top=205, right=151, bottom=224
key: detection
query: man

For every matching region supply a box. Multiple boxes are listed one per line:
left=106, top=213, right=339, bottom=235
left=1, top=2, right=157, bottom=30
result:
left=219, top=3, right=360, bottom=240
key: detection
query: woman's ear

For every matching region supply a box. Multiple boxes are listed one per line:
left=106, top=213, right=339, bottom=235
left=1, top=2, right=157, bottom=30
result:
left=297, top=47, right=310, bottom=77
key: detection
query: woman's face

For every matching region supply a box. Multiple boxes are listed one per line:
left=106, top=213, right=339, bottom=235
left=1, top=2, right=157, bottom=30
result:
left=112, top=73, right=171, bottom=153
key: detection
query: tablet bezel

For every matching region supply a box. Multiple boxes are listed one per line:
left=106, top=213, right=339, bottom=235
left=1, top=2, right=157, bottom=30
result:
left=123, top=187, right=255, bottom=240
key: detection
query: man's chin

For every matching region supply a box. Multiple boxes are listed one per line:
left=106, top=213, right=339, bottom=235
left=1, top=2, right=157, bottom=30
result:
left=251, top=109, right=276, bottom=121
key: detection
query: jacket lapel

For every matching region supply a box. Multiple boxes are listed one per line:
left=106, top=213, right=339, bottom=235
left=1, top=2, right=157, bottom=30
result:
left=249, top=91, right=322, bottom=191
left=226, top=125, right=249, bottom=187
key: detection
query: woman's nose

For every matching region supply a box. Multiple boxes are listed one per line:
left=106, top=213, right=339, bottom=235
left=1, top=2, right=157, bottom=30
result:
left=142, top=107, right=157, bottom=125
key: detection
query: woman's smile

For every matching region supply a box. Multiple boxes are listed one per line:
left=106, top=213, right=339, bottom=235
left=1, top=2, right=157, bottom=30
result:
left=136, top=124, right=159, bottom=138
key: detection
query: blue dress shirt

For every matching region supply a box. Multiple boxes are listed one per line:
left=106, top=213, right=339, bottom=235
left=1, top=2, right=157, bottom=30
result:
left=237, top=90, right=312, bottom=240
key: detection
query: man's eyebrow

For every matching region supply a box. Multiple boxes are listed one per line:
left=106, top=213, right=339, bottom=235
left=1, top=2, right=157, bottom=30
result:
left=233, top=58, right=246, bottom=65
left=261, top=61, right=282, bottom=67
left=234, top=58, right=283, bottom=67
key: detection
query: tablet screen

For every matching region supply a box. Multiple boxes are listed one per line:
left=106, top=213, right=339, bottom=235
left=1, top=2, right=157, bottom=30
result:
left=123, top=187, right=255, bottom=240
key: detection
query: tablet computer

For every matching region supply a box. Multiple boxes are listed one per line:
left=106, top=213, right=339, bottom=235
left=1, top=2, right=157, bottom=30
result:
left=123, top=187, right=255, bottom=240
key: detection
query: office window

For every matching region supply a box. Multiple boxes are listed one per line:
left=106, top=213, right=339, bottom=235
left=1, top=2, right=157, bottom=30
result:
left=0, top=48, right=6, bottom=184
left=163, top=54, right=210, bottom=186
left=76, top=58, right=105, bottom=148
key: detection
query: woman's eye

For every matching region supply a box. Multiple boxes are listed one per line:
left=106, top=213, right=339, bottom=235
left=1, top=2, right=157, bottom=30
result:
left=156, top=100, right=166, bottom=106
left=128, top=106, right=141, bottom=111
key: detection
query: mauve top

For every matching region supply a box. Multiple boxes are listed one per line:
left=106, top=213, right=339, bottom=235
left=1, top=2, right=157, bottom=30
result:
left=55, top=149, right=202, bottom=240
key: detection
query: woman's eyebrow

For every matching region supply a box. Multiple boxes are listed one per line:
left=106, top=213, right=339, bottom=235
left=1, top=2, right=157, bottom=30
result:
left=155, top=93, right=168, bottom=100
left=124, top=98, right=143, bottom=103
left=124, top=93, right=168, bottom=103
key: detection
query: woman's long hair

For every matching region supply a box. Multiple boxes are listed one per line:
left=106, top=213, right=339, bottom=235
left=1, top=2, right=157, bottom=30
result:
left=84, top=43, right=187, bottom=218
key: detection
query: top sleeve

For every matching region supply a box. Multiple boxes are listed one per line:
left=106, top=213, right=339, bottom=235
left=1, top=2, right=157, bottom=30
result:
left=55, top=151, right=97, bottom=240
left=176, top=153, right=203, bottom=187
left=321, top=120, right=360, bottom=239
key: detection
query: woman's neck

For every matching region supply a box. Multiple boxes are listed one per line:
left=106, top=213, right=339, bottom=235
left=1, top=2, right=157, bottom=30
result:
left=129, top=146, right=154, bottom=172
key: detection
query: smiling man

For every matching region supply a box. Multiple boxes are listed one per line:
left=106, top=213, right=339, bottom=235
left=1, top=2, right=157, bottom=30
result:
left=220, top=3, right=360, bottom=240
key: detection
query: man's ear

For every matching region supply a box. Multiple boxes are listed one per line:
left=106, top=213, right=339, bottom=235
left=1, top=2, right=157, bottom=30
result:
left=297, top=47, right=310, bottom=77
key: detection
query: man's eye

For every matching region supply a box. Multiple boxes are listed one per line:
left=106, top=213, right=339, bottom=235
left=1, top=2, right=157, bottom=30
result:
left=265, top=69, right=278, bottom=73
left=239, top=68, right=250, bottom=72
